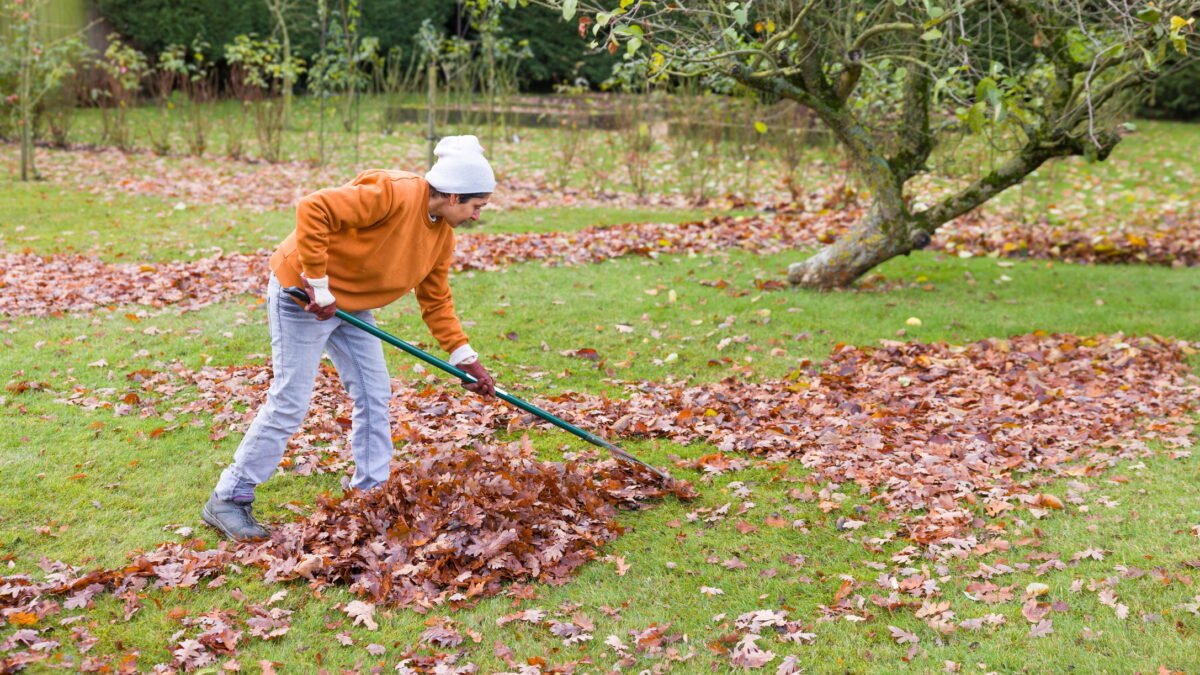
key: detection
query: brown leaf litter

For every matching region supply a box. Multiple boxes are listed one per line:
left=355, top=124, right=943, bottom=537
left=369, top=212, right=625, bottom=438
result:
left=0, top=438, right=691, bottom=617
left=0, top=210, right=849, bottom=316
left=47, top=331, right=1198, bottom=547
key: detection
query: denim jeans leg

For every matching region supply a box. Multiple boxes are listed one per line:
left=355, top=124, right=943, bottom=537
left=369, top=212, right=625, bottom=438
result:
left=325, top=309, right=394, bottom=491
left=213, top=276, right=336, bottom=500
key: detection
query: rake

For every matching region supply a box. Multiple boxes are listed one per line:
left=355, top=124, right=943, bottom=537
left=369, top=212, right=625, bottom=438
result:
left=282, top=287, right=673, bottom=482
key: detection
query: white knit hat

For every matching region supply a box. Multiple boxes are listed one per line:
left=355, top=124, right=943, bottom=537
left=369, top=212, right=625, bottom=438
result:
left=424, top=135, right=496, bottom=194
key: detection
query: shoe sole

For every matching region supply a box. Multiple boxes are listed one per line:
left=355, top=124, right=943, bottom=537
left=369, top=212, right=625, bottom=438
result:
left=201, top=504, right=268, bottom=542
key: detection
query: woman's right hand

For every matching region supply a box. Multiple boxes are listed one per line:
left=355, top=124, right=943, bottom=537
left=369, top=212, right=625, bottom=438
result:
left=301, top=275, right=338, bottom=321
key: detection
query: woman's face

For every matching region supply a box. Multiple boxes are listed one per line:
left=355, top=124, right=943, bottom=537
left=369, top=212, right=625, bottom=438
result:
left=443, top=194, right=491, bottom=227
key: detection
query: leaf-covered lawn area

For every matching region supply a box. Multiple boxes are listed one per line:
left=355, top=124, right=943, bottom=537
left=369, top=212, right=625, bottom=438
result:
left=2, top=124, right=1200, bottom=673
left=3, top=202, right=1197, bottom=318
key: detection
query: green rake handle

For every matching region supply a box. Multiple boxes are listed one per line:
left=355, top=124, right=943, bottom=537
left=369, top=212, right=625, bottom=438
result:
left=281, top=287, right=672, bottom=482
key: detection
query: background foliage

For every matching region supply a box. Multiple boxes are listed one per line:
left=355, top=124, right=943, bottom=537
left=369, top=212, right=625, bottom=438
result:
left=1142, top=58, right=1200, bottom=120
left=92, top=0, right=273, bottom=62
left=498, top=3, right=616, bottom=88
left=90, top=0, right=615, bottom=91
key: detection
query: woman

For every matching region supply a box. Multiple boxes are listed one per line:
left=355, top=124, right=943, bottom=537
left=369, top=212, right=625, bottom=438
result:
left=202, top=135, right=496, bottom=541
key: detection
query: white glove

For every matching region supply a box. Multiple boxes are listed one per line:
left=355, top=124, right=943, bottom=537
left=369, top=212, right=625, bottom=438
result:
left=448, top=344, right=479, bottom=366
left=305, top=276, right=337, bottom=307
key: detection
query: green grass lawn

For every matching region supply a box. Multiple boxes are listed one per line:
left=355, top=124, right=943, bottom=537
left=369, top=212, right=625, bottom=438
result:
left=0, top=180, right=291, bottom=262
left=2, top=246, right=1197, bottom=671
left=478, top=205, right=753, bottom=234
left=1, top=110, right=1198, bottom=673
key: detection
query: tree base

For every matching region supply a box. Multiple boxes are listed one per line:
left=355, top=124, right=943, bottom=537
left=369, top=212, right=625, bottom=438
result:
left=787, top=207, right=925, bottom=289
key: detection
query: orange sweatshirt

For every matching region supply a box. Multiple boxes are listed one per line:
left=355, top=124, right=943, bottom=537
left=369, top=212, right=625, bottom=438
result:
left=269, top=170, right=469, bottom=353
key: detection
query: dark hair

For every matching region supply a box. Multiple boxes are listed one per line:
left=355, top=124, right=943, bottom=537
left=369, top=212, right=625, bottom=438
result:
left=428, top=186, right=491, bottom=201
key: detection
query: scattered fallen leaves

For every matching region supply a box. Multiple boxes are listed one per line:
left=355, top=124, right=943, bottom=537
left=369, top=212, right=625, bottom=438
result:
left=1028, top=618, right=1054, bottom=638
left=52, top=331, right=1200, bottom=551
left=343, top=601, right=378, bottom=631
left=888, top=625, right=920, bottom=645
left=729, top=633, right=775, bottom=668
left=547, top=332, right=1198, bottom=543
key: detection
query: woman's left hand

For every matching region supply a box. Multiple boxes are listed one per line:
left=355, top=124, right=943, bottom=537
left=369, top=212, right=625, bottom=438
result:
left=459, top=359, right=495, bottom=398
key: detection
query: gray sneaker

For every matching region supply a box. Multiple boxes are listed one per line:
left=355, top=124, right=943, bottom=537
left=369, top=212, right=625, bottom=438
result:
left=201, top=493, right=270, bottom=541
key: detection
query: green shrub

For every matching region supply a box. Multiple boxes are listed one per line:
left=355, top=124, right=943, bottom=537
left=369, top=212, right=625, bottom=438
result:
left=93, top=0, right=272, bottom=61
left=358, top=0, right=454, bottom=60
left=91, top=1, right=617, bottom=93
left=499, top=4, right=617, bottom=90
left=1140, top=59, right=1200, bottom=121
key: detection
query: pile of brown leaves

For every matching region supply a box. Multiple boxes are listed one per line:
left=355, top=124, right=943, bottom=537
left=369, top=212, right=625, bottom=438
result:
left=55, top=333, right=1198, bottom=546
left=931, top=211, right=1200, bottom=266
left=12, top=353, right=694, bottom=618
left=0, top=439, right=689, bottom=671
left=539, top=333, right=1197, bottom=543
left=242, top=437, right=692, bottom=609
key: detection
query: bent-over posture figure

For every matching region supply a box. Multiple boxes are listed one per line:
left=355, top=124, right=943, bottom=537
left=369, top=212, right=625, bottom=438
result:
left=202, top=135, right=497, bottom=541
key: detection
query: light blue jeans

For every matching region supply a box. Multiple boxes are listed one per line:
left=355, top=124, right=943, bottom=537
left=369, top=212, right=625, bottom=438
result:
left=213, top=275, right=393, bottom=500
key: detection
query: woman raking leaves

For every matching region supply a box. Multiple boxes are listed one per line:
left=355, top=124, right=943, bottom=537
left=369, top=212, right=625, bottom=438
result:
left=202, top=135, right=497, bottom=541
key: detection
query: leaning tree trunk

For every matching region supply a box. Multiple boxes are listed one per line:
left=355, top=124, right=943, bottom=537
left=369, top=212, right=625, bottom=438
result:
left=726, top=13, right=1126, bottom=291
left=784, top=99, right=929, bottom=289
left=787, top=200, right=925, bottom=288
left=730, top=54, right=938, bottom=290
left=788, top=136, right=1108, bottom=289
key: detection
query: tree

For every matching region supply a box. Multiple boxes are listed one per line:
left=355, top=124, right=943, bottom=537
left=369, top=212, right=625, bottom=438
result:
left=535, top=0, right=1198, bottom=288
left=225, top=34, right=305, bottom=162
left=1, top=0, right=90, bottom=180
left=94, top=35, right=149, bottom=153
left=309, top=0, right=379, bottom=165
left=498, top=3, right=617, bottom=89
left=263, top=0, right=300, bottom=127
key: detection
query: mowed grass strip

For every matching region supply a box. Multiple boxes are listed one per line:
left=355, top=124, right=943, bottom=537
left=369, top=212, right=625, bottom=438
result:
left=0, top=170, right=747, bottom=262
left=5, top=103, right=1197, bottom=228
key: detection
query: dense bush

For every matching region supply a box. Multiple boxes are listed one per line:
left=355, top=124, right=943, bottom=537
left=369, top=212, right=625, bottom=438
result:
left=1140, top=59, right=1200, bottom=121
left=92, top=0, right=272, bottom=61
left=91, top=0, right=613, bottom=91
left=359, top=0, right=455, bottom=59
left=499, top=5, right=617, bottom=90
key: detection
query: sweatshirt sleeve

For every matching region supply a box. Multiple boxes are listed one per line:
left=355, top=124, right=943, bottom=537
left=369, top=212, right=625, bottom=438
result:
left=294, top=171, right=399, bottom=279
left=414, top=233, right=469, bottom=353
